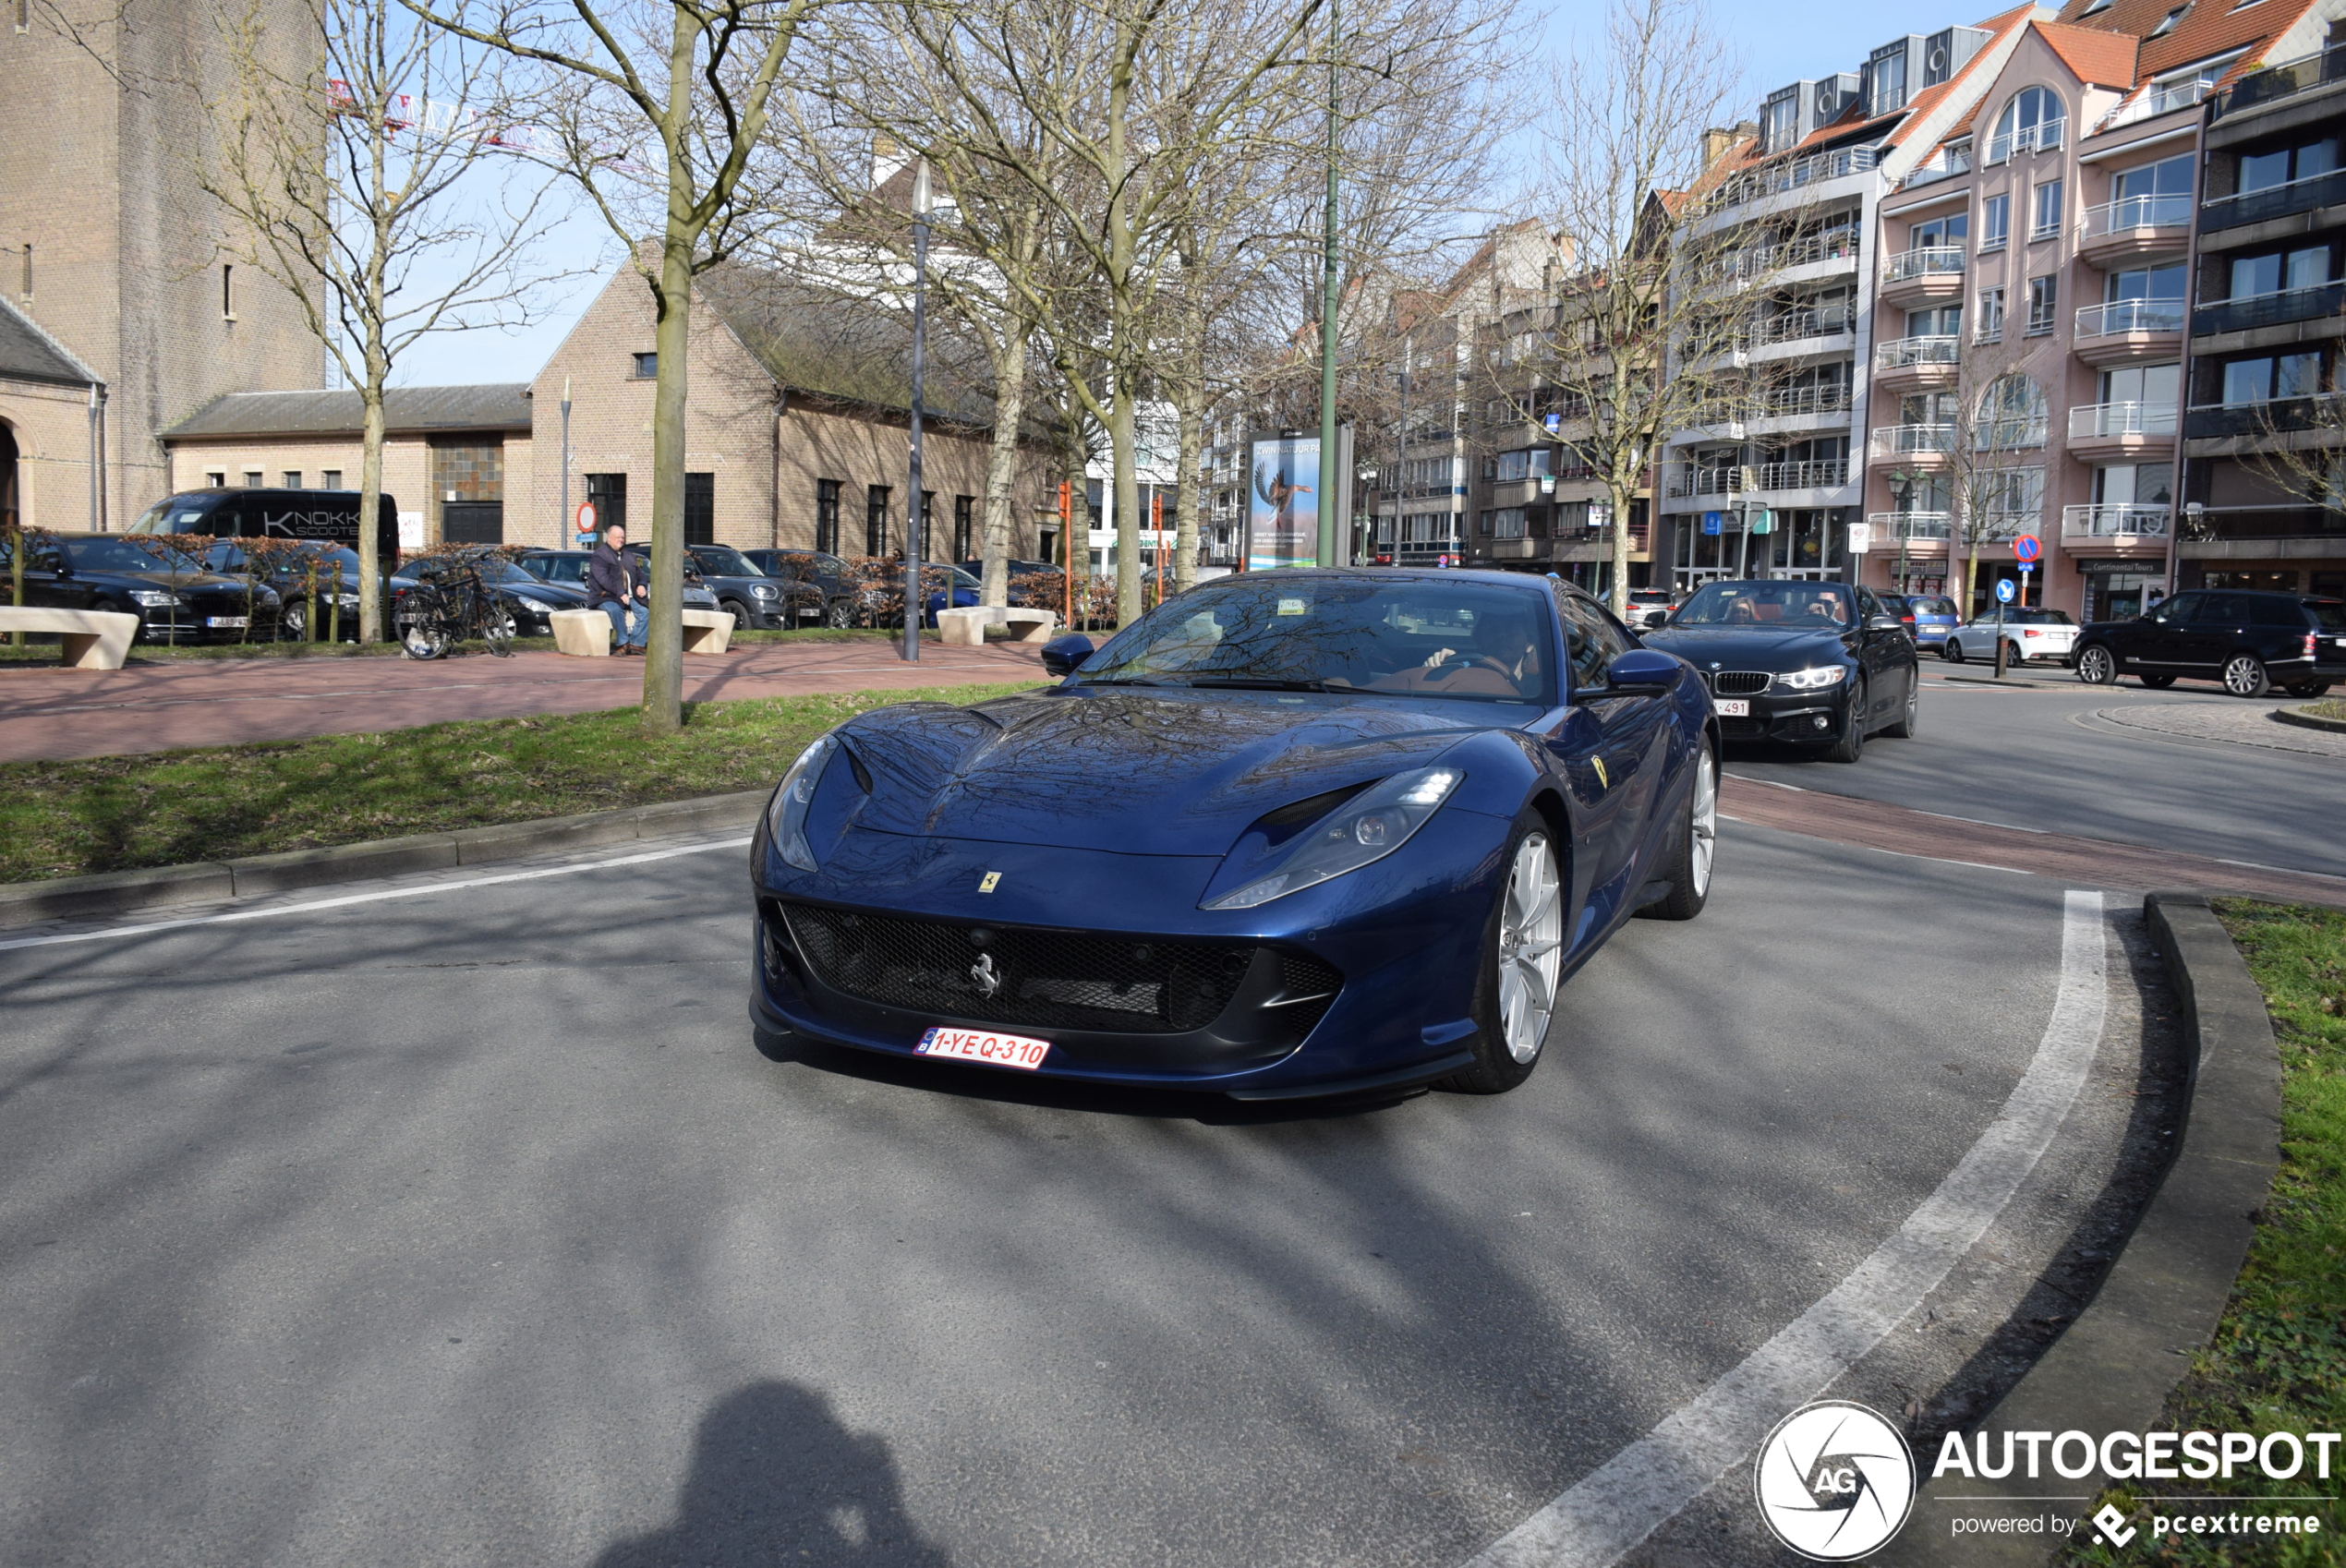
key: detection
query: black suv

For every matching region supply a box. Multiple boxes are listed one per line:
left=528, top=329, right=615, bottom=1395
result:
left=683, top=542, right=819, bottom=630
left=2073, top=589, right=2345, bottom=697
left=4, top=531, right=281, bottom=643
left=740, top=549, right=855, bottom=626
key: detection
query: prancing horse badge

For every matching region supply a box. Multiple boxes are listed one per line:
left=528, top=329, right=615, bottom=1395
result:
left=978, top=871, right=1001, bottom=893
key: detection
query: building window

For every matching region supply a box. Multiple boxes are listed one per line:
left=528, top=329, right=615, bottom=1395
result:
left=2240, top=138, right=2337, bottom=193
left=865, top=484, right=891, bottom=555
left=952, top=494, right=974, bottom=561
left=815, top=478, right=841, bottom=554
left=1976, top=375, right=2049, bottom=447
left=2219, top=351, right=2322, bottom=404
left=2030, top=179, right=2063, bottom=240
left=1989, top=85, right=2063, bottom=162
left=241, top=468, right=263, bottom=488
left=2026, top=274, right=2057, bottom=334
left=321, top=469, right=343, bottom=488
left=2228, top=243, right=2333, bottom=298
left=683, top=471, right=714, bottom=545
left=1490, top=507, right=1528, bottom=538
left=204, top=470, right=226, bottom=488
left=2146, top=2, right=2190, bottom=37
left=221, top=264, right=236, bottom=321
left=1980, top=193, right=2010, bottom=251
left=631, top=352, right=657, bottom=379
left=1977, top=286, right=2006, bottom=341
left=585, top=472, right=627, bottom=537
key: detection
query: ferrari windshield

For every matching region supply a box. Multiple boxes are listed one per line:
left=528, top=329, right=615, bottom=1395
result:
left=1673, top=582, right=1854, bottom=628
left=1077, top=577, right=1557, bottom=705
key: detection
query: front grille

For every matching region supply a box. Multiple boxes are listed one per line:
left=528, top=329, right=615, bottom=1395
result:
left=780, top=903, right=1271, bottom=1034
left=1276, top=952, right=1343, bottom=1040
left=1709, top=670, right=1772, bottom=695
left=1719, top=717, right=1768, bottom=740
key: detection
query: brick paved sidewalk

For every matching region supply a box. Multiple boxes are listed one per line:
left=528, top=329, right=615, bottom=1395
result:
left=2090, top=700, right=2346, bottom=758
left=0, top=640, right=1047, bottom=763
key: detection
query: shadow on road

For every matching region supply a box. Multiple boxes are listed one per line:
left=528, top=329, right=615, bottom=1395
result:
left=594, top=1381, right=950, bottom=1568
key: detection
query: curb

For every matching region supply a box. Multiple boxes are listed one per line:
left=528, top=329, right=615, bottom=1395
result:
left=1937, top=672, right=2064, bottom=689
left=1881, top=892, right=2283, bottom=1565
left=2272, top=704, right=2346, bottom=735
left=0, top=790, right=768, bottom=926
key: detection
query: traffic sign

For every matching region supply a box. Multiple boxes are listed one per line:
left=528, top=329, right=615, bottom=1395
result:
left=1995, top=578, right=2016, bottom=603
left=2017, top=561, right=2035, bottom=574
left=2013, top=534, right=2042, bottom=563
left=1750, top=508, right=1774, bottom=534
left=574, top=501, right=598, bottom=548
left=1702, top=511, right=1723, bottom=537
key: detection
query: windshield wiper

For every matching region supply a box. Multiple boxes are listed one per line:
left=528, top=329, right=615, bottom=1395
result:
left=1077, top=676, right=1182, bottom=687
left=1182, top=677, right=1343, bottom=693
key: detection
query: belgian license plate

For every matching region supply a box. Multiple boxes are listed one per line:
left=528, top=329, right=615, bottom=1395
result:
left=917, top=1026, right=1050, bottom=1071
left=206, top=616, right=249, bottom=628
left=1715, top=698, right=1750, bottom=717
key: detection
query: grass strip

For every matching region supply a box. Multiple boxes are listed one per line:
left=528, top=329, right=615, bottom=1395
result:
left=2304, top=698, right=2346, bottom=723
left=0, top=681, right=1039, bottom=885
left=2065, top=899, right=2346, bottom=1564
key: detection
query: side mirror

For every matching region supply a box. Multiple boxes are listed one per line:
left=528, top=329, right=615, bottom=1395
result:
left=1865, top=613, right=1904, bottom=633
left=1641, top=609, right=1670, bottom=628
left=1603, top=647, right=1680, bottom=693
left=1040, top=633, right=1095, bottom=677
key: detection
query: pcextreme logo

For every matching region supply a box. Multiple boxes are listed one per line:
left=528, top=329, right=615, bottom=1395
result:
left=1753, top=1402, right=1917, bottom=1561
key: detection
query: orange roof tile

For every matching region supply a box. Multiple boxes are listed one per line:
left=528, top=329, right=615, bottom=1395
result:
left=2036, top=19, right=2142, bottom=85
left=2052, top=0, right=2319, bottom=85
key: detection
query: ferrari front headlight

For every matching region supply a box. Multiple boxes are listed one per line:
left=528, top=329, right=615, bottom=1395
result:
left=1202, top=766, right=1462, bottom=911
left=1778, top=665, right=1848, bottom=690
left=766, top=732, right=840, bottom=871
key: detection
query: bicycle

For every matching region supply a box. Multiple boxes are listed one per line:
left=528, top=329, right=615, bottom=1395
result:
left=394, top=551, right=514, bottom=659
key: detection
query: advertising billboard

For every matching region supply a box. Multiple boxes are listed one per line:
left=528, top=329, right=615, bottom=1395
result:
left=1247, top=433, right=1319, bottom=570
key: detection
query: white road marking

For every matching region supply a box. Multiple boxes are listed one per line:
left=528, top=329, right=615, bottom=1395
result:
left=1462, top=889, right=2109, bottom=1568
left=0, top=837, right=754, bottom=954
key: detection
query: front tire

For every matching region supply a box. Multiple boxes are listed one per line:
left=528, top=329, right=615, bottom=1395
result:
left=1822, top=681, right=1867, bottom=763
left=2075, top=645, right=2117, bottom=685
left=2222, top=653, right=2271, bottom=698
left=1639, top=746, right=1716, bottom=922
left=1442, top=812, right=1565, bottom=1094
left=721, top=598, right=751, bottom=631
left=1943, top=637, right=1965, bottom=663
left=1883, top=669, right=1920, bottom=738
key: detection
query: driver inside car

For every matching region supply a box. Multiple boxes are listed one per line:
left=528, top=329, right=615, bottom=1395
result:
left=1407, top=602, right=1542, bottom=695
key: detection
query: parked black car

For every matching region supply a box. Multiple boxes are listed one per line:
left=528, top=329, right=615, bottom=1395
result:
left=2072, top=588, right=2346, bottom=697
left=201, top=540, right=365, bottom=641
left=740, top=549, right=856, bottom=626
left=683, top=542, right=821, bottom=629
left=1641, top=578, right=1920, bottom=762
left=4, top=531, right=281, bottom=643
left=391, top=553, right=589, bottom=640
left=127, top=486, right=401, bottom=563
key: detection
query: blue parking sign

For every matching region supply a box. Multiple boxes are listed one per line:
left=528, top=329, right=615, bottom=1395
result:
left=1702, top=511, right=1723, bottom=536
left=1995, top=578, right=2016, bottom=603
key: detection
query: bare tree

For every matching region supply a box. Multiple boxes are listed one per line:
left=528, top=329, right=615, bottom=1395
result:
left=193, top=0, right=561, bottom=644
left=405, top=0, right=818, bottom=731
left=1920, top=329, right=2060, bottom=621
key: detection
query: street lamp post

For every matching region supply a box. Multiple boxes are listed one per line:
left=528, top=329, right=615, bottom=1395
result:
left=560, top=377, right=572, bottom=546
left=1315, top=0, right=1340, bottom=569
left=901, top=160, right=932, bottom=664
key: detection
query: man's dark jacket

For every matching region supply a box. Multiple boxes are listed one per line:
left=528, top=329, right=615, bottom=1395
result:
left=587, top=541, right=641, bottom=606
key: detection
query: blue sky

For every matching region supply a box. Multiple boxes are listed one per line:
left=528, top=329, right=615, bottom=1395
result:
left=389, top=0, right=1996, bottom=387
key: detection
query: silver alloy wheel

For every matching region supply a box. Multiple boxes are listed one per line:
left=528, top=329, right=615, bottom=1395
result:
left=2223, top=654, right=2268, bottom=697
left=2077, top=645, right=2113, bottom=685
left=1688, top=750, right=1718, bottom=899
left=1496, top=832, right=1564, bottom=1065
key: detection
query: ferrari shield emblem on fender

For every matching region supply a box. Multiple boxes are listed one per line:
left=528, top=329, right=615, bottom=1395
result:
left=978, top=871, right=1001, bottom=893
left=1593, top=757, right=1610, bottom=789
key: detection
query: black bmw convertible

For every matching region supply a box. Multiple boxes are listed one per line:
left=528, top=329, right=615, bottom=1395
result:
left=1641, top=580, right=1920, bottom=762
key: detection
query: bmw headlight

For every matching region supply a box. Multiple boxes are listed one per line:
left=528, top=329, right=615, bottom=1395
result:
left=1778, top=665, right=1848, bottom=690
left=128, top=589, right=183, bottom=609
left=1203, top=766, right=1462, bottom=911
left=766, top=732, right=840, bottom=872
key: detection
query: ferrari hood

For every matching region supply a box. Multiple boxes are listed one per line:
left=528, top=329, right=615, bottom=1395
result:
left=837, top=687, right=1504, bottom=855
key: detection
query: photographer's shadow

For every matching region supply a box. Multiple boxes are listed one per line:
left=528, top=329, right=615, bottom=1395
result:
left=596, top=1381, right=950, bottom=1567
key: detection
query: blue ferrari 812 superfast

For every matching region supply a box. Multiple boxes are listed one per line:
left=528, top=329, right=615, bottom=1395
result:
left=749, top=569, right=1719, bottom=1100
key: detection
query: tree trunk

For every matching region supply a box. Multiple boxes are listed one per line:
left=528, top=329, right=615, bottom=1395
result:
left=979, top=325, right=1027, bottom=609
left=1106, top=21, right=1142, bottom=629
left=641, top=232, right=695, bottom=734
left=1173, top=368, right=1204, bottom=597
left=1063, top=434, right=1089, bottom=628
left=358, top=384, right=385, bottom=642
left=1607, top=476, right=1634, bottom=614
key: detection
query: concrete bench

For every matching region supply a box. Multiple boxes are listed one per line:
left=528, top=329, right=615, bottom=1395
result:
left=548, top=607, right=735, bottom=657
left=0, top=607, right=141, bottom=669
left=937, top=605, right=1059, bottom=646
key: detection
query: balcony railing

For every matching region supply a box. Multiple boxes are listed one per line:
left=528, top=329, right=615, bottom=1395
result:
left=1882, top=247, right=1965, bottom=283
left=1867, top=512, right=1953, bottom=540
left=2062, top=503, right=2172, bottom=537
left=2183, top=391, right=2346, bottom=438
left=2074, top=297, right=2185, bottom=337
left=1704, top=145, right=1882, bottom=213
left=1753, top=457, right=1850, bottom=491
left=2067, top=401, right=2179, bottom=440
left=2098, top=78, right=2214, bottom=132
left=2192, top=280, right=2346, bottom=336
left=2201, top=166, right=2346, bottom=233
left=1874, top=334, right=1961, bottom=369
left=2079, top=193, right=2193, bottom=238
left=1670, top=467, right=1742, bottom=498
left=1760, top=380, right=1853, bottom=418
left=1750, top=307, right=1853, bottom=345
left=2213, top=43, right=2346, bottom=120
left=1869, top=424, right=1956, bottom=457
left=1901, top=145, right=1975, bottom=189
left=1718, top=230, right=1861, bottom=281
left=1985, top=118, right=2065, bottom=163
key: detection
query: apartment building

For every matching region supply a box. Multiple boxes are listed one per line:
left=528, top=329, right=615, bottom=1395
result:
left=2180, top=37, right=2346, bottom=599
left=1863, top=0, right=2333, bottom=619
left=1661, top=15, right=2030, bottom=593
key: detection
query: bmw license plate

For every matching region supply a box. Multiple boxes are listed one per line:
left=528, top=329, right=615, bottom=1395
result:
left=1715, top=698, right=1750, bottom=717
left=917, top=1026, right=1050, bottom=1070
left=206, top=616, right=249, bottom=628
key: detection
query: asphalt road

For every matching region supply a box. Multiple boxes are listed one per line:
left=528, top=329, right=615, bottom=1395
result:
left=1728, top=670, right=2346, bottom=878
left=0, top=817, right=2134, bottom=1568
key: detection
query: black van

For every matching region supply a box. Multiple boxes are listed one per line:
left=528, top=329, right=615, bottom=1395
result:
left=127, top=488, right=401, bottom=562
